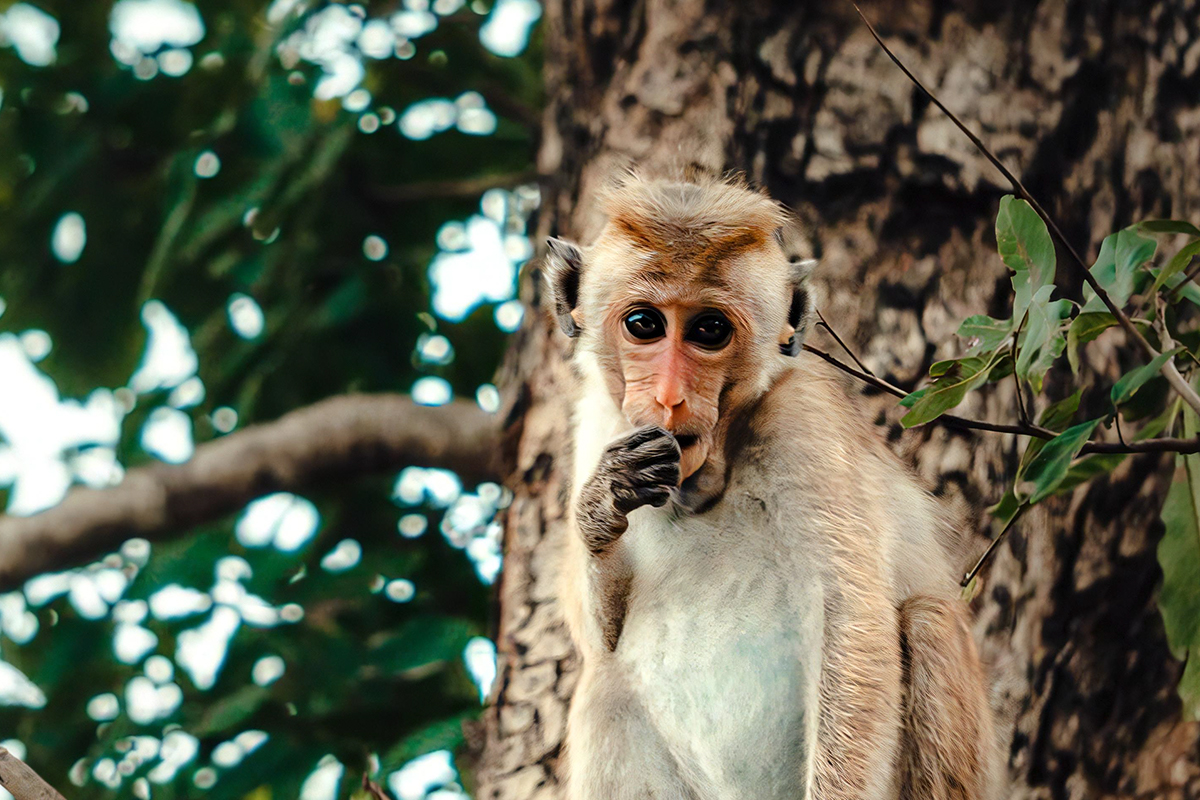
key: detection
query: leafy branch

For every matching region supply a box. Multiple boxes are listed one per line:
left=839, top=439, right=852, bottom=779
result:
left=848, top=3, right=1200, bottom=717
left=852, top=3, right=1200, bottom=418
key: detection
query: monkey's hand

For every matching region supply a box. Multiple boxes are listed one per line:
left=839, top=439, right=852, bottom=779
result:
left=576, top=426, right=681, bottom=556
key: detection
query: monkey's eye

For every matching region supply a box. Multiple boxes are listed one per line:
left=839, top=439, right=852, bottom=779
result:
left=623, top=308, right=666, bottom=341
left=686, top=313, right=733, bottom=349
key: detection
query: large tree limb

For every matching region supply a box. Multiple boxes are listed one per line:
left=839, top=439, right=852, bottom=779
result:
left=0, top=748, right=66, bottom=800
left=0, top=394, right=501, bottom=591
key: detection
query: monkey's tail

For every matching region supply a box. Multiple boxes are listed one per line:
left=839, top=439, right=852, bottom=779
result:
left=897, top=596, right=1001, bottom=800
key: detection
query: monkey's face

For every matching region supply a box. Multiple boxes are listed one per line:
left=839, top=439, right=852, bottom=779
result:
left=607, top=301, right=740, bottom=480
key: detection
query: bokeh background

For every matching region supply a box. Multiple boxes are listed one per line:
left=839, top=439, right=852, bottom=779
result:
left=0, top=0, right=540, bottom=796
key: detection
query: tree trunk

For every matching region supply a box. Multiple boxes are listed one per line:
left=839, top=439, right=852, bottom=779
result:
left=476, top=1, right=1200, bottom=797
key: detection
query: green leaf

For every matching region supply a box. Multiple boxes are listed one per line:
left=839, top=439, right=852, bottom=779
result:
left=901, top=356, right=998, bottom=427
left=996, top=195, right=1056, bottom=319
left=1066, top=312, right=1117, bottom=374
left=1141, top=219, right=1200, bottom=237
left=1157, top=405, right=1200, bottom=719
left=1038, top=389, right=1082, bottom=432
left=1015, top=285, right=1071, bottom=392
left=988, top=489, right=1024, bottom=530
left=1054, top=397, right=1180, bottom=496
left=1017, top=390, right=1084, bottom=478
left=1080, top=228, right=1154, bottom=313
left=1116, top=226, right=1157, bottom=280
left=928, top=359, right=957, bottom=378
left=1111, top=347, right=1184, bottom=407
left=957, top=314, right=1013, bottom=356
left=1019, top=419, right=1101, bottom=504
left=1153, top=239, right=1200, bottom=296
left=898, top=387, right=928, bottom=409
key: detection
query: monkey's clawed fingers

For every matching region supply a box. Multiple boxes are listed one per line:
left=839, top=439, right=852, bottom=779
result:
left=602, top=426, right=682, bottom=513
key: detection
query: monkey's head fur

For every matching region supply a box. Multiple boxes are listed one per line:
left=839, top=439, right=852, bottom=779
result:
left=544, top=172, right=815, bottom=494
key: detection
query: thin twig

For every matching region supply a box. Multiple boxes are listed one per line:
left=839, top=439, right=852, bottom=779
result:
left=1012, top=314, right=1030, bottom=425
left=1115, top=414, right=1128, bottom=447
left=851, top=2, right=1200, bottom=419
left=962, top=506, right=1027, bottom=586
left=1168, top=256, right=1200, bottom=302
left=803, top=344, right=1051, bottom=437
left=816, top=309, right=872, bottom=375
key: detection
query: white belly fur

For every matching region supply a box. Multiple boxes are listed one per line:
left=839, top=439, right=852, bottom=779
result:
left=614, top=494, right=824, bottom=800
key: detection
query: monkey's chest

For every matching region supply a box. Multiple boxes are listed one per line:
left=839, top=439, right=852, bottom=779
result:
left=616, top=512, right=824, bottom=798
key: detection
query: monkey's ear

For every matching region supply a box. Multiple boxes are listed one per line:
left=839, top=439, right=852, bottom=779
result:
left=781, top=258, right=817, bottom=356
left=543, top=237, right=583, bottom=337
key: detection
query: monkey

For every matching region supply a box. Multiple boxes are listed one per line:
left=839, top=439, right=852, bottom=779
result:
left=542, top=172, right=998, bottom=800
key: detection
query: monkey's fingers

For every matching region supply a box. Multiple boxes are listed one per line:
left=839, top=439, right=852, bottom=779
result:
left=636, top=461, right=680, bottom=487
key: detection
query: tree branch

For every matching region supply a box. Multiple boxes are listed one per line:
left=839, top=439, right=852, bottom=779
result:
left=0, top=748, right=66, bottom=800
left=0, top=395, right=501, bottom=591
left=852, top=2, right=1200, bottom=419
left=803, top=343, right=1200, bottom=454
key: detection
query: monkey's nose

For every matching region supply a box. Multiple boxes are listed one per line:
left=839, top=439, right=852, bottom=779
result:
left=659, top=399, right=689, bottom=428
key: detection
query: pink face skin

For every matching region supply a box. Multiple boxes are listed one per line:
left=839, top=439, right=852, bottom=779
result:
left=609, top=302, right=739, bottom=482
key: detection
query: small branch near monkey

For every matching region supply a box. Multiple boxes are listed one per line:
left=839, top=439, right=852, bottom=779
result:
left=851, top=2, right=1200, bottom=419
left=802, top=344, right=1050, bottom=437
left=815, top=309, right=873, bottom=375
left=1011, top=315, right=1030, bottom=426
left=803, top=343, right=1200, bottom=454
left=0, top=747, right=67, bottom=800
left=961, top=508, right=1027, bottom=587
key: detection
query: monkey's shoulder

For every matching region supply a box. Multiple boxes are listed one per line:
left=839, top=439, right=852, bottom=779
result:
left=742, top=356, right=894, bottom=469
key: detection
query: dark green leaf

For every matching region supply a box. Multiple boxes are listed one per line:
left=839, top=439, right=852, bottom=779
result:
left=1141, top=219, right=1200, bottom=237
left=1020, top=419, right=1101, bottom=504
left=1157, top=405, right=1200, bottom=719
left=957, top=314, right=1013, bottom=355
left=1111, top=347, right=1184, bottom=407
left=1066, top=312, right=1117, bottom=374
left=898, top=387, right=928, bottom=409
left=996, top=195, right=1056, bottom=319
left=1038, top=389, right=1082, bottom=432
left=988, top=489, right=1024, bottom=530
left=1154, top=239, right=1200, bottom=296
left=1015, top=285, right=1070, bottom=392
left=1081, top=234, right=1118, bottom=313
left=901, top=356, right=998, bottom=427
left=1055, top=397, right=1180, bottom=496
left=928, top=359, right=957, bottom=378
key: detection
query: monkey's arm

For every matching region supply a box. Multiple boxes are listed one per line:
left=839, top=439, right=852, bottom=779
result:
left=898, top=595, right=997, bottom=800
left=572, top=426, right=680, bottom=651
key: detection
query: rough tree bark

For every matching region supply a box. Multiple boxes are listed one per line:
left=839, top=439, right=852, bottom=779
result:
left=476, top=1, right=1200, bottom=798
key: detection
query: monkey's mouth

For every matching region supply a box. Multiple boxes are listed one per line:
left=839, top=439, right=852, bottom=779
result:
left=674, top=434, right=700, bottom=450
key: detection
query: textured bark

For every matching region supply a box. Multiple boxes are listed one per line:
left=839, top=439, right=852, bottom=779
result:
left=477, top=0, right=1200, bottom=798
left=0, top=748, right=66, bottom=800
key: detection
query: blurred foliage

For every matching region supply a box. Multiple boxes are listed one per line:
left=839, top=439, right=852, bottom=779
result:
left=0, top=0, right=540, bottom=797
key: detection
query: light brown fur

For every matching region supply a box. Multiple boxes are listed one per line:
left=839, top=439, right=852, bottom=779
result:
left=545, top=172, right=998, bottom=800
